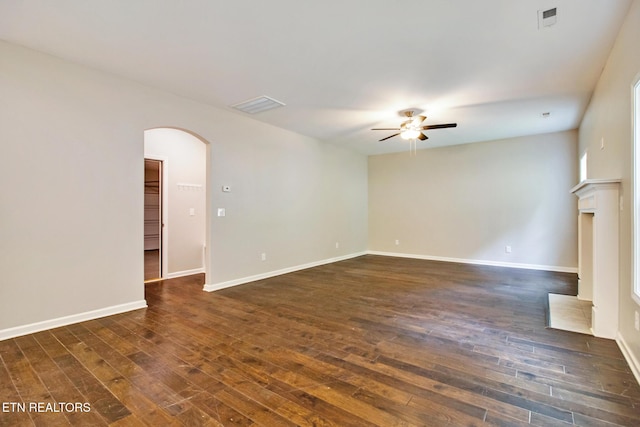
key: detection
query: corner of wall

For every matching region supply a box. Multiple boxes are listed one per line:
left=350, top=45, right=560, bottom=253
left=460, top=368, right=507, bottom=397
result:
left=617, top=332, right=640, bottom=385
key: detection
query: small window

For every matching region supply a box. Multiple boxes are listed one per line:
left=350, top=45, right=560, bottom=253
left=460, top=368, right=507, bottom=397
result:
left=580, top=151, right=588, bottom=182
left=633, top=75, right=640, bottom=302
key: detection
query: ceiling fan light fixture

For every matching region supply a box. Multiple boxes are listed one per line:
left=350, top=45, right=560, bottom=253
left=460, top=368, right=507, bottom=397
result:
left=371, top=109, right=457, bottom=144
left=400, top=129, right=421, bottom=140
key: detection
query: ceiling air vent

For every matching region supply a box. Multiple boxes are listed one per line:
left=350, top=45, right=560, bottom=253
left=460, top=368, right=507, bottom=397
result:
left=231, top=95, right=286, bottom=114
left=538, top=7, right=557, bottom=29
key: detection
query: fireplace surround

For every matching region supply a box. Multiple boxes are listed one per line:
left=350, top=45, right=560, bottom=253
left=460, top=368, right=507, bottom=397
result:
left=571, top=179, right=621, bottom=339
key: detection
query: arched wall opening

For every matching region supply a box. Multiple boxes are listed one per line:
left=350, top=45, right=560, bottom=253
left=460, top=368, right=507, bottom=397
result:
left=143, top=127, right=211, bottom=283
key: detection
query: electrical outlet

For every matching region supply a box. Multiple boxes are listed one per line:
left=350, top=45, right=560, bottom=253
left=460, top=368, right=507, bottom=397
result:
left=505, top=245, right=512, bottom=253
left=335, top=242, right=340, bottom=249
left=395, top=239, right=400, bottom=246
left=261, top=253, right=266, bottom=261
left=635, top=311, right=639, bottom=331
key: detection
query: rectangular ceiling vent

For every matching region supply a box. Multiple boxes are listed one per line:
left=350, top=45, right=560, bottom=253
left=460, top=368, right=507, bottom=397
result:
left=231, top=95, right=286, bottom=114
left=538, top=7, right=557, bottom=29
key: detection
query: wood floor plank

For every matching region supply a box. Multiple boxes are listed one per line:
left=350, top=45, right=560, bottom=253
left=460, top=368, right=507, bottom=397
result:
left=15, top=333, right=105, bottom=426
left=0, top=341, right=33, bottom=427
left=342, top=351, right=532, bottom=423
left=55, top=325, right=182, bottom=426
left=97, top=308, right=330, bottom=426
left=2, top=255, right=640, bottom=426
left=1, top=336, right=76, bottom=426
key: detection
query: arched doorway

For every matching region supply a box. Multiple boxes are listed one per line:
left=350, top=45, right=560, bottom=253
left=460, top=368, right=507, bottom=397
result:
left=143, top=128, right=210, bottom=283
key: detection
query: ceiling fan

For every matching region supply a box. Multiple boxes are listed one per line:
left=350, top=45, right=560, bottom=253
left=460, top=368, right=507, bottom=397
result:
left=372, top=110, right=457, bottom=142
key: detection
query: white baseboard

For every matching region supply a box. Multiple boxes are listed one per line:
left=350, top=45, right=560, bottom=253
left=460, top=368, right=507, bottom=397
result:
left=165, top=267, right=205, bottom=279
left=616, top=332, right=640, bottom=386
left=0, top=300, right=148, bottom=341
left=203, top=251, right=367, bottom=292
left=204, top=250, right=576, bottom=292
left=367, top=250, right=578, bottom=273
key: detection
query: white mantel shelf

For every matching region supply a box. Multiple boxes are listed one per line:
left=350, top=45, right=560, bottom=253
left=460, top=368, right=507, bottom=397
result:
left=571, top=178, right=622, bottom=195
left=571, top=179, right=621, bottom=339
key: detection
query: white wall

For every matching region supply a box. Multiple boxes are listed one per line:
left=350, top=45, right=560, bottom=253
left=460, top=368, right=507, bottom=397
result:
left=145, top=128, right=207, bottom=277
left=368, top=131, right=578, bottom=271
left=0, top=41, right=368, bottom=338
left=578, top=0, right=640, bottom=380
left=209, top=122, right=368, bottom=286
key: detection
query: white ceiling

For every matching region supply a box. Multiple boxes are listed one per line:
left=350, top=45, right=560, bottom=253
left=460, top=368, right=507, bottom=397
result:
left=0, top=0, right=633, bottom=155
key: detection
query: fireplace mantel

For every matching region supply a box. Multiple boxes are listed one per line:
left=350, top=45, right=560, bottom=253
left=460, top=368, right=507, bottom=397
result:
left=571, top=179, right=620, bottom=339
left=571, top=179, right=622, bottom=201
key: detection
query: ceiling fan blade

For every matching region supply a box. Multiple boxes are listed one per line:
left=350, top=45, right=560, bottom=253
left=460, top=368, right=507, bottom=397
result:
left=371, top=128, right=401, bottom=130
left=379, top=133, right=400, bottom=141
left=421, top=123, right=457, bottom=130
left=413, top=115, right=427, bottom=125
left=418, top=133, right=428, bottom=140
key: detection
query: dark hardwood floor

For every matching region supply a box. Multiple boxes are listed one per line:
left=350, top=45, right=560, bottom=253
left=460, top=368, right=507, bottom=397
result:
left=144, top=250, right=160, bottom=282
left=1, top=255, right=639, bottom=426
